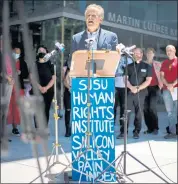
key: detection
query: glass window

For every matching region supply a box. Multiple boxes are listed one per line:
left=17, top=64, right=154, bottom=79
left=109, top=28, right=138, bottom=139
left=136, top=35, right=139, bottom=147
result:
left=102, top=1, right=130, bottom=17
left=143, top=34, right=158, bottom=53
left=158, top=38, right=170, bottom=55
left=39, top=18, right=62, bottom=51
left=24, top=0, right=64, bottom=14
left=10, top=25, right=21, bottom=44
left=131, top=31, right=142, bottom=48
left=144, top=1, right=157, bottom=23
left=65, top=0, right=80, bottom=10
left=129, top=1, right=149, bottom=20
left=157, top=1, right=177, bottom=29
left=64, top=18, right=85, bottom=61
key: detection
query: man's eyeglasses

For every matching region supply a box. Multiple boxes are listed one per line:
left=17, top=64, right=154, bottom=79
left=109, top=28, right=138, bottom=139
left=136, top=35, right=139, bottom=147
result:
left=86, top=14, right=99, bottom=19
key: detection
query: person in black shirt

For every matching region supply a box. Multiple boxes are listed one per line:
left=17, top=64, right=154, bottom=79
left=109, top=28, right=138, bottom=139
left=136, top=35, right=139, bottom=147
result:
left=124, top=48, right=152, bottom=139
left=63, top=65, right=71, bottom=137
left=31, top=46, right=55, bottom=129
left=63, top=56, right=71, bottom=137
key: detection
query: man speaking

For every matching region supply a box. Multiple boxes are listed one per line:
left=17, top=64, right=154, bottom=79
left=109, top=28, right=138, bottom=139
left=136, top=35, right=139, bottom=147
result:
left=68, top=4, right=118, bottom=67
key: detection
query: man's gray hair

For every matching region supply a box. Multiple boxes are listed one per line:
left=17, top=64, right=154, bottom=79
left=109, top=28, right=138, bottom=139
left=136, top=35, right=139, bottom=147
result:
left=85, top=4, right=104, bottom=20
left=166, top=45, right=176, bottom=51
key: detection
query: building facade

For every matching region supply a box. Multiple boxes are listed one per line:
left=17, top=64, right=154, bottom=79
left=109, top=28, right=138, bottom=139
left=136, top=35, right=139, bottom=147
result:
left=9, top=0, right=177, bottom=61
left=1, top=0, right=177, bottom=106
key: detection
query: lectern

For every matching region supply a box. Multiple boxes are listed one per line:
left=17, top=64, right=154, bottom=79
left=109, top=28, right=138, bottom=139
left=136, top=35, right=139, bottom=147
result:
left=70, top=50, right=120, bottom=182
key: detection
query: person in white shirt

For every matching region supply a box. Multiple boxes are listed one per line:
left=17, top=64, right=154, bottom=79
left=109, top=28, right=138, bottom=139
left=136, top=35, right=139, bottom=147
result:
left=114, top=55, right=133, bottom=139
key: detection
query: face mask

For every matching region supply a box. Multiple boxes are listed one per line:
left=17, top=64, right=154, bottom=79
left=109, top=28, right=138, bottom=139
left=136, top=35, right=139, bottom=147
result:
left=38, top=52, right=46, bottom=59
left=12, top=53, right=20, bottom=60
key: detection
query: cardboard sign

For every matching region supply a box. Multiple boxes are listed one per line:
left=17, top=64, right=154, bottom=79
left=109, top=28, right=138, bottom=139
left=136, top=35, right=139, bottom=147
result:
left=71, top=78, right=116, bottom=182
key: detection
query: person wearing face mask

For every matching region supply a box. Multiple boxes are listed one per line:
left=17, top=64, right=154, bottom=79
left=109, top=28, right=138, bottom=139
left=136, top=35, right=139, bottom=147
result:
left=68, top=4, right=118, bottom=67
left=30, top=46, right=55, bottom=130
left=7, top=43, right=29, bottom=136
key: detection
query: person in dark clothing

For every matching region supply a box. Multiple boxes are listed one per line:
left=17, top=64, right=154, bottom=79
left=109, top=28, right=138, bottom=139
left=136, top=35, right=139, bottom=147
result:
left=63, top=62, right=71, bottom=137
left=143, top=48, right=163, bottom=135
left=125, top=48, right=152, bottom=139
left=30, top=46, right=55, bottom=129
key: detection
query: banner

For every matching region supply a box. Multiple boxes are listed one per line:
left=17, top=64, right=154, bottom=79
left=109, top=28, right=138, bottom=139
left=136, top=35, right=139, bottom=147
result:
left=71, top=78, right=116, bottom=182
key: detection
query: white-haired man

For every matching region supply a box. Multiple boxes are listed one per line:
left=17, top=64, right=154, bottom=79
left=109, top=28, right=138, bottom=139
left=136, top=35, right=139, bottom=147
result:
left=68, top=4, right=118, bottom=66
left=160, top=45, right=178, bottom=139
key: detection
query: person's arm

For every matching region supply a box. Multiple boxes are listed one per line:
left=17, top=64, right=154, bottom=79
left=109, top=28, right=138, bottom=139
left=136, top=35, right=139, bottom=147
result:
left=160, top=71, right=175, bottom=92
left=124, top=75, right=134, bottom=90
left=153, top=61, right=163, bottom=89
left=20, top=59, right=29, bottom=79
left=64, top=72, right=70, bottom=90
left=157, top=73, right=163, bottom=89
left=160, top=71, right=170, bottom=86
left=159, top=61, right=174, bottom=88
left=173, top=78, right=178, bottom=86
left=44, top=62, right=56, bottom=92
left=123, top=65, right=135, bottom=92
left=29, top=73, right=40, bottom=88
left=5, top=74, right=14, bottom=85
left=138, top=77, right=152, bottom=91
left=123, top=64, right=131, bottom=88
left=45, top=75, right=56, bottom=91
left=111, top=33, right=118, bottom=51
left=136, top=64, right=152, bottom=92
left=62, top=66, right=67, bottom=80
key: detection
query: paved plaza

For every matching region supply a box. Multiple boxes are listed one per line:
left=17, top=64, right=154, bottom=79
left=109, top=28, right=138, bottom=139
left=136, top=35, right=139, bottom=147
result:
left=1, top=109, right=177, bottom=183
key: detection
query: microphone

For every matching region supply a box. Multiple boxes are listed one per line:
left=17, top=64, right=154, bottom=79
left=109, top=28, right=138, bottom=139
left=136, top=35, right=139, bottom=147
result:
left=85, top=37, right=96, bottom=44
left=116, top=44, right=136, bottom=55
left=43, top=51, right=56, bottom=62
left=43, top=42, right=65, bottom=62
left=55, top=42, right=65, bottom=52
left=123, top=45, right=136, bottom=53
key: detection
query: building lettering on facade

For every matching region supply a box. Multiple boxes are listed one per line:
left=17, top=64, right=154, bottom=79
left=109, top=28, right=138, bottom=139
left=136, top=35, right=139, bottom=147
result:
left=107, top=12, right=177, bottom=38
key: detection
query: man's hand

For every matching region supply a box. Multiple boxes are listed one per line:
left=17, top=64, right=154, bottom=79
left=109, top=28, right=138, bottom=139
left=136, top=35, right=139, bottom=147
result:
left=167, top=83, right=174, bottom=92
left=7, top=76, right=14, bottom=85
left=17, top=70, right=21, bottom=75
left=41, top=87, right=48, bottom=94
left=130, top=86, right=139, bottom=94
left=158, top=83, right=163, bottom=89
left=39, top=86, right=47, bottom=94
left=116, top=43, right=125, bottom=54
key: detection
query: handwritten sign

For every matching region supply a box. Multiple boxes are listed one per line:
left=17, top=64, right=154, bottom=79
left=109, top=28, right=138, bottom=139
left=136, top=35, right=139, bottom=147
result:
left=71, top=78, right=116, bottom=182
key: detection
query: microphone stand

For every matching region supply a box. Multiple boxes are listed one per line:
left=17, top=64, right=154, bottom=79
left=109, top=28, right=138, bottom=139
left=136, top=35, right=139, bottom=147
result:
left=29, top=55, right=72, bottom=183
left=45, top=56, right=71, bottom=174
